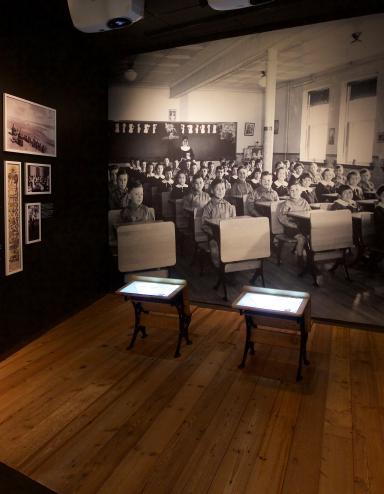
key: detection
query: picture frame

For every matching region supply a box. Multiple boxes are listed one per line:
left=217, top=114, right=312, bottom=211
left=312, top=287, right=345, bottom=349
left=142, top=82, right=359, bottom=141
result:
left=377, top=131, right=384, bottom=143
left=328, top=127, right=336, bottom=145
left=25, top=163, right=52, bottom=195
left=25, top=203, right=41, bottom=244
left=3, top=93, right=57, bottom=157
left=274, top=119, right=279, bottom=135
left=4, top=160, right=23, bottom=275
left=244, top=122, right=255, bottom=136
left=168, top=109, right=176, bottom=121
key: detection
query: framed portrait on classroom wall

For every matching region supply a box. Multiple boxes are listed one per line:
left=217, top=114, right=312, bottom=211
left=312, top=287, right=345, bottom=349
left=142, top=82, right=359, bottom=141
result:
left=3, top=93, right=57, bottom=157
left=4, top=160, right=23, bottom=276
left=25, top=163, right=52, bottom=195
left=244, top=122, right=255, bottom=136
left=25, top=203, right=41, bottom=244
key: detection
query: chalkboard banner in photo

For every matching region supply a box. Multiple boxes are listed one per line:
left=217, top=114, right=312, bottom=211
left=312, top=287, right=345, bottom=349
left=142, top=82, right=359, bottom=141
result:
left=109, top=121, right=237, bottom=161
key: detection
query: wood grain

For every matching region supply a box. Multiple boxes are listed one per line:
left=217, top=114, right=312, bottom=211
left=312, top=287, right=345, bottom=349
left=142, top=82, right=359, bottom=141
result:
left=0, top=295, right=383, bottom=494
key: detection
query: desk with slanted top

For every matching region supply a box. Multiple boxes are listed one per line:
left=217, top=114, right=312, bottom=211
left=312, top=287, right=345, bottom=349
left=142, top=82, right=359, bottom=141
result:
left=116, top=275, right=192, bottom=358
left=233, top=286, right=311, bottom=381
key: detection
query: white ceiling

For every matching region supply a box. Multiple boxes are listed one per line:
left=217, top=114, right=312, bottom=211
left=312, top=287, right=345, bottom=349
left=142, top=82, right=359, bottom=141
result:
left=124, top=13, right=384, bottom=96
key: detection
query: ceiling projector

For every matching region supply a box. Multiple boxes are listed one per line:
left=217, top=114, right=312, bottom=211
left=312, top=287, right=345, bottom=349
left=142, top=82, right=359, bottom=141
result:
left=208, top=0, right=274, bottom=10
left=67, top=0, right=144, bottom=33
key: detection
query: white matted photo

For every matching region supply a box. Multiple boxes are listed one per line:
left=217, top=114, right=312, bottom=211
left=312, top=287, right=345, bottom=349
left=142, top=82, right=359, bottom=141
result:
left=25, top=203, right=41, bottom=244
left=3, top=93, right=56, bottom=157
left=4, top=160, right=23, bottom=275
left=25, top=163, right=52, bottom=195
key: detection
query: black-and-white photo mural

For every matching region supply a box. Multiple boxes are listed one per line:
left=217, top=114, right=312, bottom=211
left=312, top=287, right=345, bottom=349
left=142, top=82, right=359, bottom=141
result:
left=108, top=13, right=384, bottom=327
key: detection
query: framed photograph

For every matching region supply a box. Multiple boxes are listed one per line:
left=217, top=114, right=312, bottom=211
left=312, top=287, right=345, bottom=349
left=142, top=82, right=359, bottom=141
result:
left=3, top=93, right=56, bottom=157
left=25, top=203, right=41, bottom=244
left=328, top=127, right=336, bottom=145
left=25, top=163, right=51, bottom=195
left=168, top=109, right=176, bottom=121
left=4, top=161, right=23, bottom=275
left=244, top=122, right=255, bottom=136
left=378, top=131, right=384, bottom=143
left=274, top=119, right=279, bottom=135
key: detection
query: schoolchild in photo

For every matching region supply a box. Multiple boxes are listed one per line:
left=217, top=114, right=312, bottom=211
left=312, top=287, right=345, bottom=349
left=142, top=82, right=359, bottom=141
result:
left=202, top=178, right=235, bottom=267
left=183, top=173, right=211, bottom=210
left=346, top=170, right=364, bottom=201
left=120, top=180, right=155, bottom=223
left=171, top=171, right=189, bottom=199
left=315, top=168, right=336, bottom=202
left=272, top=166, right=289, bottom=197
left=330, top=184, right=360, bottom=213
left=109, top=167, right=129, bottom=209
left=300, top=173, right=317, bottom=204
left=230, top=165, right=253, bottom=197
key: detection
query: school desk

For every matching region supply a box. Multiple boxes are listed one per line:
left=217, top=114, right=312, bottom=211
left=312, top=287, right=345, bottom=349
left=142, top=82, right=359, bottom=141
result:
left=232, top=286, right=311, bottom=381
left=116, top=275, right=192, bottom=358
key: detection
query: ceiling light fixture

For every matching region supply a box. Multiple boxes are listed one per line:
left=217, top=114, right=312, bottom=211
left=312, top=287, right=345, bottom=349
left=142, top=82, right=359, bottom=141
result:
left=124, top=68, right=138, bottom=82
left=258, top=70, right=267, bottom=88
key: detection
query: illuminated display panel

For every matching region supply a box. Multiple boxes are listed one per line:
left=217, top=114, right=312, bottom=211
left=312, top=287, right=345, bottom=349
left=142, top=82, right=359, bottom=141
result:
left=235, top=292, right=304, bottom=314
left=119, top=280, right=182, bottom=298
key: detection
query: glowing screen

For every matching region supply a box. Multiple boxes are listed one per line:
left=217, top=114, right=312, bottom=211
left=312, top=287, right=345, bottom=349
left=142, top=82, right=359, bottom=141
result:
left=119, top=281, right=181, bottom=298
left=236, top=292, right=303, bottom=314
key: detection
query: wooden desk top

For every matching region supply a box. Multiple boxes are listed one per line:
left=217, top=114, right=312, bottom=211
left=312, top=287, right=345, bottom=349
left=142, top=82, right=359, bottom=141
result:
left=322, top=193, right=338, bottom=198
left=205, top=216, right=251, bottom=227
left=357, top=199, right=378, bottom=205
left=287, top=211, right=311, bottom=220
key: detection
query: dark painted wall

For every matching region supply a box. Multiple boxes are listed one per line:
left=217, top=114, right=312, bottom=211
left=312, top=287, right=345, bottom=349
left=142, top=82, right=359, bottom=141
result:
left=0, top=33, right=109, bottom=355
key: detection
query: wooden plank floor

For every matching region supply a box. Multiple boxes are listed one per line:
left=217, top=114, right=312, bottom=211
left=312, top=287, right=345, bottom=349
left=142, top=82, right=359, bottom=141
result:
left=0, top=294, right=383, bottom=494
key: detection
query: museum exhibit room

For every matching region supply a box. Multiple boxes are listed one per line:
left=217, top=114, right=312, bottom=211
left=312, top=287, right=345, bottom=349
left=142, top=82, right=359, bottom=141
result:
left=1, top=0, right=384, bottom=492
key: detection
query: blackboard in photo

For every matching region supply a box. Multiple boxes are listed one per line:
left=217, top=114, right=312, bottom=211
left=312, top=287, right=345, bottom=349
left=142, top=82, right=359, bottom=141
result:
left=3, top=94, right=56, bottom=157
left=109, top=121, right=237, bottom=161
left=25, top=163, right=51, bottom=195
left=25, top=203, right=41, bottom=244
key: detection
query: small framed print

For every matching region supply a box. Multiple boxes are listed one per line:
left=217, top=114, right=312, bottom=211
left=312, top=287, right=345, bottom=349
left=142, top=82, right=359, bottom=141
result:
left=168, top=109, right=176, bottom=121
left=25, top=163, right=51, bottom=195
left=244, top=122, right=255, bottom=136
left=4, top=160, right=23, bottom=275
left=328, top=128, right=336, bottom=145
left=25, top=203, right=41, bottom=244
left=274, top=120, right=279, bottom=135
left=3, top=93, right=56, bottom=157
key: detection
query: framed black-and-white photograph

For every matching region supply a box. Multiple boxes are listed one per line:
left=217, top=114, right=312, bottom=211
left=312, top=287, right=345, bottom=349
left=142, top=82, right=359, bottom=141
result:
left=328, top=127, right=336, bottom=145
left=244, top=122, right=255, bottom=136
left=3, top=93, right=56, bottom=157
left=4, top=160, right=23, bottom=275
left=25, top=163, right=51, bottom=195
left=25, top=203, right=41, bottom=244
left=168, top=109, right=176, bottom=121
left=274, top=120, right=279, bottom=135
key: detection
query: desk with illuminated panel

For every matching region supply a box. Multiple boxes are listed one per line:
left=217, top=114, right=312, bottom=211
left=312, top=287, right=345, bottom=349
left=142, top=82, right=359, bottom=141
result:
left=232, top=286, right=311, bottom=381
left=116, top=275, right=192, bottom=358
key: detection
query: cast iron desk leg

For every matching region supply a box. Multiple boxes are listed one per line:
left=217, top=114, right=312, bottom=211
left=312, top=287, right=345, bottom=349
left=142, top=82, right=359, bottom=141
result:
left=174, top=301, right=192, bottom=358
left=296, top=317, right=310, bottom=381
left=127, top=301, right=147, bottom=350
left=239, top=315, right=255, bottom=369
